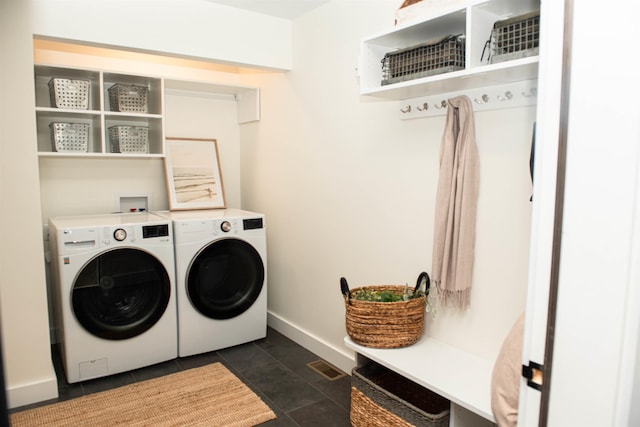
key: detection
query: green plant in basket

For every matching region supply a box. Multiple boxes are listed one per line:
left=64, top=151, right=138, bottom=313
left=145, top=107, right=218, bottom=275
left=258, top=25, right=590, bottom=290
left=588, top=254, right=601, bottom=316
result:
left=351, top=286, right=424, bottom=302
left=340, top=272, right=437, bottom=319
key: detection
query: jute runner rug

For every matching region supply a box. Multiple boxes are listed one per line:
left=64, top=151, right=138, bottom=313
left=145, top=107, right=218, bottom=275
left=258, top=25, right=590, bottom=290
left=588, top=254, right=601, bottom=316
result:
left=10, top=362, right=276, bottom=426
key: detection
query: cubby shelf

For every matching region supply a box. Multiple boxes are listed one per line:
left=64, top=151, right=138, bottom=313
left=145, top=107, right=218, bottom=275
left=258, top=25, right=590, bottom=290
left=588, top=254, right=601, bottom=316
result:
left=359, top=0, right=540, bottom=100
left=34, top=65, right=260, bottom=158
left=35, top=66, right=165, bottom=157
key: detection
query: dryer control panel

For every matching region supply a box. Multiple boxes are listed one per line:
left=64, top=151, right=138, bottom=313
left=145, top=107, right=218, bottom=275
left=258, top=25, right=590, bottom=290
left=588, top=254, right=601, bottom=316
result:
left=218, top=217, right=264, bottom=233
left=243, top=218, right=264, bottom=230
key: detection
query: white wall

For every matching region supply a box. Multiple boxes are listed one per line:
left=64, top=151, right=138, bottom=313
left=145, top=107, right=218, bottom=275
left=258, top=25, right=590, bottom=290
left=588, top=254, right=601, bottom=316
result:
left=0, top=0, right=58, bottom=408
left=164, top=91, right=242, bottom=209
left=239, top=0, right=534, bottom=371
left=30, top=0, right=293, bottom=71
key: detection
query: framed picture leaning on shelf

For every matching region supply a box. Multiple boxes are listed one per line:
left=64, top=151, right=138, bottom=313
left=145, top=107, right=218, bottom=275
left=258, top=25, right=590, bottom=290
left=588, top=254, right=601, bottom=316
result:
left=164, top=137, right=226, bottom=210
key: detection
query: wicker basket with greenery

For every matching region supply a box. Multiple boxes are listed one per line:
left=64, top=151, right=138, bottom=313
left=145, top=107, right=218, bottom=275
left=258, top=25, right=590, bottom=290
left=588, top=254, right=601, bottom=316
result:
left=340, top=272, right=432, bottom=349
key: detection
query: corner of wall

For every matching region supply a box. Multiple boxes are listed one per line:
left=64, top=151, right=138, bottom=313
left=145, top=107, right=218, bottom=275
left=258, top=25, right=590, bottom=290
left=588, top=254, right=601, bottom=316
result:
left=267, top=311, right=355, bottom=375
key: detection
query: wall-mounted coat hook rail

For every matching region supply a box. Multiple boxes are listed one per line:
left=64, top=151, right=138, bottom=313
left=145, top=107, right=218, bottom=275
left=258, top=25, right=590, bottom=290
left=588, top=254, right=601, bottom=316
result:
left=397, top=79, right=538, bottom=120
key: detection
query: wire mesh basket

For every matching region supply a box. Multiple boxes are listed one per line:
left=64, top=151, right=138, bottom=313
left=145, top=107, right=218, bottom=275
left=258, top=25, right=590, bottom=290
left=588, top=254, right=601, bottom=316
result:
left=351, top=363, right=450, bottom=427
left=108, top=84, right=149, bottom=113
left=108, top=126, right=149, bottom=153
left=490, top=11, right=540, bottom=64
left=48, top=78, right=90, bottom=110
left=381, top=34, right=465, bottom=86
left=49, top=122, right=90, bottom=152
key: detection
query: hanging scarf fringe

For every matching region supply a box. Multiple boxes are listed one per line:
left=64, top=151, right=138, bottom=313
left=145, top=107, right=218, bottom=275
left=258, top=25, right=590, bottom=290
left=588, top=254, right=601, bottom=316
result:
left=435, top=282, right=471, bottom=309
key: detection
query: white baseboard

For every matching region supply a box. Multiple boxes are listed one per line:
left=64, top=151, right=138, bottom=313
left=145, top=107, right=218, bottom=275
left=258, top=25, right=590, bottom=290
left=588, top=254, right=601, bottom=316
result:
left=7, top=364, right=58, bottom=409
left=267, top=311, right=356, bottom=375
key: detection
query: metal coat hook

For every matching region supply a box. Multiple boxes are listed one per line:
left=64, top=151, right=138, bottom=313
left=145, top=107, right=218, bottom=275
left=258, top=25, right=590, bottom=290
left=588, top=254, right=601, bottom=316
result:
left=417, top=102, right=429, bottom=111
left=474, top=94, right=489, bottom=104
left=498, top=91, right=513, bottom=101
left=400, top=105, right=411, bottom=113
left=522, top=88, right=537, bottom=98
left=435, top=100, right=447, bottom=109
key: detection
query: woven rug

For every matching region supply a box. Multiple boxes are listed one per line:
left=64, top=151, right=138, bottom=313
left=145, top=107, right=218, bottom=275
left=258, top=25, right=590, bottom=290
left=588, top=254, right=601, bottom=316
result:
left=10, top=362, right=276, bottom=426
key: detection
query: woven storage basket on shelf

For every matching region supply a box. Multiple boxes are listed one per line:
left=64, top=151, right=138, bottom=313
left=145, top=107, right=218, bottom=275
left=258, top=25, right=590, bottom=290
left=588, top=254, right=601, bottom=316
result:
left=345, top=286, right=425, bottom=348
left=351, top=363, right=450, bottom=427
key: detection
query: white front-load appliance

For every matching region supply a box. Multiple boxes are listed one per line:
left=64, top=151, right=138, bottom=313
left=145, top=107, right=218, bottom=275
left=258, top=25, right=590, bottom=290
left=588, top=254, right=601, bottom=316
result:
left=158, top=209, right=267, bottom=357
left=48, top=212, right=177, bottom=383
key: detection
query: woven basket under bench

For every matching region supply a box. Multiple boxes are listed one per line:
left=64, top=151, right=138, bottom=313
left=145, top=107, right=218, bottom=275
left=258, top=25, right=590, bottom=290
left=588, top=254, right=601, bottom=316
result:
left=351, top=363, right=450, bottom=427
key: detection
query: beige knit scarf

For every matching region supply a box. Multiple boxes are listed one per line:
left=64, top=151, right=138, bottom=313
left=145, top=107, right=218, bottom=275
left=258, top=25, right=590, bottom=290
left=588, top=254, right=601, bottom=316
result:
left=432, top=95, right=479, bottom=309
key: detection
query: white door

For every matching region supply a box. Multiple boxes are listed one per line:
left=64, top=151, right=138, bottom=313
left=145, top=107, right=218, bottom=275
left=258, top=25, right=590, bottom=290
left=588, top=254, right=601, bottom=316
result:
left=518, top=0, right=566, bottom=424
left=520, top=1, right=640, bottom=425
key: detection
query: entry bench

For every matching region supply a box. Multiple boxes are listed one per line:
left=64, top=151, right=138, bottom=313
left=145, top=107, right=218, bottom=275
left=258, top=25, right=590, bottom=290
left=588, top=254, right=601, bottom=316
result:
left=345, top=336, right=496, bottom=427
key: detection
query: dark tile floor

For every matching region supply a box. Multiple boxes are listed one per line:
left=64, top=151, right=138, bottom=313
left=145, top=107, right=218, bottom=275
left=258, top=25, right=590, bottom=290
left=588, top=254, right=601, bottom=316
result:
left=11, top=327, right=352, bottom=426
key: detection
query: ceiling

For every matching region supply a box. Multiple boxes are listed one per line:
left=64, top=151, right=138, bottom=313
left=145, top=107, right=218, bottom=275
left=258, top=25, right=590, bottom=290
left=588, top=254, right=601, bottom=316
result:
left=203, top=0, right=330, bottom=20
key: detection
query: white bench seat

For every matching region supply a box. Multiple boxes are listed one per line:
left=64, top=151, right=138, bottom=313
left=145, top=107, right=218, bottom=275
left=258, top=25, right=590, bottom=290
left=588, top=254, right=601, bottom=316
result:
left=345, top=335, right=496, bottom=426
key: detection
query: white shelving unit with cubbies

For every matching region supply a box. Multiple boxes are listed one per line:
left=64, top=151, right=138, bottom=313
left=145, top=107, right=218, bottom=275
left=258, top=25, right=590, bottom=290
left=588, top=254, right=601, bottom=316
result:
left=35, top=66, right=164, bottom=157
left=359, top=0, right=540, bottom=100
left=34, top=65, right=261, bottom=158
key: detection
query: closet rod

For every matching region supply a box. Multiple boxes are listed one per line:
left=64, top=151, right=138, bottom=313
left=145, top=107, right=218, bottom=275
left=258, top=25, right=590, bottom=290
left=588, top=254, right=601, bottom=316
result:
left=398, top=79, right=537, bottom=120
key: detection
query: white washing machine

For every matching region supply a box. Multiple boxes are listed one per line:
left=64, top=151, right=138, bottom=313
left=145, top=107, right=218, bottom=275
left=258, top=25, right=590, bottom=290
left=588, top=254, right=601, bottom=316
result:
left=48, top=212, right=177, bottom=383
left=157, top=209, right=267, bottom=357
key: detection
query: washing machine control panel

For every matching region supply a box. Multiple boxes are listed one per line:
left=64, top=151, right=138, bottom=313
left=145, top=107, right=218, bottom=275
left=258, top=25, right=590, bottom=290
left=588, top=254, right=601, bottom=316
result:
left=100, top=223, right=170, bottom=246
left=220, top=221, right=232, bottom=233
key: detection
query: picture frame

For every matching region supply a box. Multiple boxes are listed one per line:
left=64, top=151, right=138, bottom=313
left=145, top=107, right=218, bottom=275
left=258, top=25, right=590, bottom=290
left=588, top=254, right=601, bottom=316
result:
left=164, top=137, right=226, bottom=210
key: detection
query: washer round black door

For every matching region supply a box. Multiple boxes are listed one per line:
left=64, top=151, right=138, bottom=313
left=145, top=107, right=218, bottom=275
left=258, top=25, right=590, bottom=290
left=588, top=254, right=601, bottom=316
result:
left=72, top=248, right=171, bottom=341
left=187, top=238, right=264, bottom=320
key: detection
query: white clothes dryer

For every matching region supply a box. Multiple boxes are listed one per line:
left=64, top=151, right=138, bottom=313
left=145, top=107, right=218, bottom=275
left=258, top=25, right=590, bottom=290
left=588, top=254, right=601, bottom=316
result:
left=157, top=209, right=267, bottom=357
left=48, top=213, right=177, bottom=383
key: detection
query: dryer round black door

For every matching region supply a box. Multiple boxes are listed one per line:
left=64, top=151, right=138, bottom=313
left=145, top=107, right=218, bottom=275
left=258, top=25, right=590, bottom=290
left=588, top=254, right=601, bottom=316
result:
left=72, top=248, right=171, bottom=340
left=187, top=238, right=264, bottom=320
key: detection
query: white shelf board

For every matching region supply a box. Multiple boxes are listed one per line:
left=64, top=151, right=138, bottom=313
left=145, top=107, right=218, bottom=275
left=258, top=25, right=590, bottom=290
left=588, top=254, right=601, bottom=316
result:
left=37, top=152, right=165, bottom=159
left=345, top=335, right=496, bottom=423
left=361, top=56, right=538, bottom=100
left=164, top=79, right=256, bottom=96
